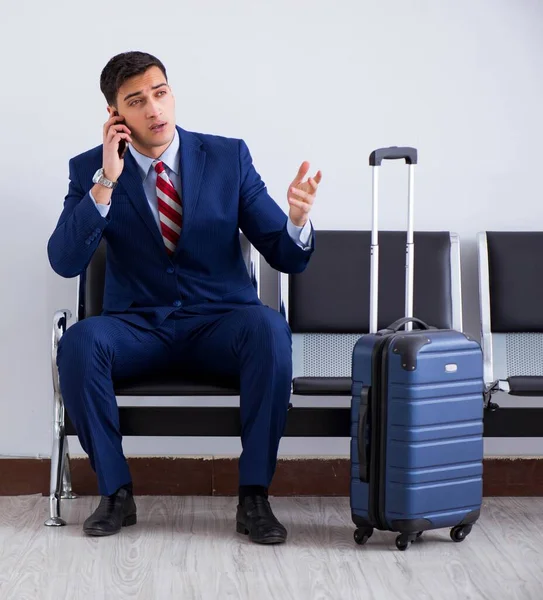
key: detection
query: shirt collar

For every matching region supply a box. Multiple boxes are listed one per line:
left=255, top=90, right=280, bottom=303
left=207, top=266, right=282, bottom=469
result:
left=128, top=128, right=180, bottom=180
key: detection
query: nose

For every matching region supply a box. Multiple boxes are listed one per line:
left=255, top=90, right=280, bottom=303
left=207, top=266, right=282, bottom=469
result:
left=146, top=99, right=162, bottom=120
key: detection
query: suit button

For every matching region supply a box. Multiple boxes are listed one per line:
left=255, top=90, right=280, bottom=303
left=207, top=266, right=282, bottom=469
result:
left=166, top=267, right=175, bottom=274
left=173, top=300, right=182, bottom=307
left=95, top=228, right=101, bottom=234
left=85, top=240, right=91, bottom=245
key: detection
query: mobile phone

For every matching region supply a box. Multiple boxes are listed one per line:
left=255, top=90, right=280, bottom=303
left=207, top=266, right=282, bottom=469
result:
left=113, top=111, right=128, bottom=159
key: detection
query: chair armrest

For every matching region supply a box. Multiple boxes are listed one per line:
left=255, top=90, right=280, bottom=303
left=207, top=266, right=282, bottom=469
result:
left=53, top=310, right=72, bottom=340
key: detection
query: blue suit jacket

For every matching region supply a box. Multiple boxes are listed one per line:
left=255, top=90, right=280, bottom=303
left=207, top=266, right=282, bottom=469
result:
left=48, top=126, right=315, bottom=329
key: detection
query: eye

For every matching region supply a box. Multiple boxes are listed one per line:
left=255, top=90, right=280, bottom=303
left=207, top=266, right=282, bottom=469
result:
left=129, top=99, right=141, bottom=107
left=157, top=90, right=166, bottom=97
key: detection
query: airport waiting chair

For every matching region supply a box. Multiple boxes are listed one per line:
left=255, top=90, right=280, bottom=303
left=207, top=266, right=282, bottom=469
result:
left=477, top=231, right=543, bottom=436
left=280, top=230, right=463, bottom=397
left=46, top=233, right=261, bottom=526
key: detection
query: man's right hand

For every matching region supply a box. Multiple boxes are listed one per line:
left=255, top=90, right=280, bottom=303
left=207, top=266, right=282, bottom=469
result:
left=102, top=113, right=132, bottom=183
left=93, top=114, right=133, bottom=206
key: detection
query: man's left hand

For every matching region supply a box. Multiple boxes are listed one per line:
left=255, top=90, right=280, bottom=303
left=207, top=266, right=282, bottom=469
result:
left=287, top=162, right=322, bottom=227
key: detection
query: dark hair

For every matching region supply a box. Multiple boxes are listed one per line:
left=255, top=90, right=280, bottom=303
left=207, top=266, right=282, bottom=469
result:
left=100, top=51, right=168, bottom=106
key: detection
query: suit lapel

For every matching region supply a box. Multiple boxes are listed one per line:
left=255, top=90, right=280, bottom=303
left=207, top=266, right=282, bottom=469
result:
left=175, top=127, right=206, bottom=255
left=117, top=127, right=207, bottom=259
left=118, top=151, right=167, bottom=255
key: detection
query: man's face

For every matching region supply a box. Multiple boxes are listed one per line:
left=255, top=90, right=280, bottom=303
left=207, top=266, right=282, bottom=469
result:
left=110, top=66, right=176, bottom=153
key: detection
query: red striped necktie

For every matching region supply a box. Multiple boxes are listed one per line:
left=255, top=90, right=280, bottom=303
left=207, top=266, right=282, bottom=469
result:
left=153, top=160, right=183, bottom=255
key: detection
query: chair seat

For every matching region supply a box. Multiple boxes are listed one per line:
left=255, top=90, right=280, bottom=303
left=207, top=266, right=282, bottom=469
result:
left=113, top=372, right=240, bottom=396
left=508, top=376, right=543, bottom=396
left=292, top=377, right=352, bottom=396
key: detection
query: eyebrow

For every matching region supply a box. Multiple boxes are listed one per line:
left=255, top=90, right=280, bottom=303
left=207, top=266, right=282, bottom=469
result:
left=123, top=83, right=168, bottom=102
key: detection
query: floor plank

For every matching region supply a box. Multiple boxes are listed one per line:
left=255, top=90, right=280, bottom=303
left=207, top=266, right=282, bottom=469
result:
left=0, top=496, right=541, bottom=599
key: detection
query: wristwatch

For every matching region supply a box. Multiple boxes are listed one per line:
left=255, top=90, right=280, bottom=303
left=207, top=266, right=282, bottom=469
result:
left=92, top=168, right=118, bottom=189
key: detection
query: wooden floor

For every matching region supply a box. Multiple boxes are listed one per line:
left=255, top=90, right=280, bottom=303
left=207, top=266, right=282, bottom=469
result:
left=0, top=496, right=542, bottom=600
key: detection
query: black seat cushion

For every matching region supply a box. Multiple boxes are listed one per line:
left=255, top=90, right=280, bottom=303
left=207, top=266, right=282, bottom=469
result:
left=292, top=377, right=352, bottom=395
left=289, top=231, right=453, bottom=333
left=113, top=371, right=240, bottom=396
left=507, top=376, right=543, bottom=396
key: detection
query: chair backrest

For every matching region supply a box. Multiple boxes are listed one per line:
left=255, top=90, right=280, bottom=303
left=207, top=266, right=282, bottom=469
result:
left=78, top=233, right=256, bottom=320
left=281, top=230, right=461, bottom=379
left=478, top=231, right=543, bottom=384
left=78, top=241, right=107, bottom=320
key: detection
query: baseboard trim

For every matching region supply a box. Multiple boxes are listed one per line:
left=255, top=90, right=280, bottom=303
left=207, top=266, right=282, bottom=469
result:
left=0, top=457, right=541, bottom=496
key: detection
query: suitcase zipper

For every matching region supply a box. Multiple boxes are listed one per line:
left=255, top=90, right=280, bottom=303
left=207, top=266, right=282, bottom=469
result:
left=368, top=335, right=391, bottom=530
left=377, top=336, right=395, bottom=529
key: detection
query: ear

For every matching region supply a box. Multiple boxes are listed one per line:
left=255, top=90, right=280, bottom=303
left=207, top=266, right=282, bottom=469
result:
left=107, top=105, right=117, bottom=117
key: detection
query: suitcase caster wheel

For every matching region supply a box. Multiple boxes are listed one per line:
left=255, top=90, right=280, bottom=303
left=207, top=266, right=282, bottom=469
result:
left=395, top=534, right=411, bottom=551
left=450, top=525, right=472, bottom=542
left=354, top=527, right=373, bottom=545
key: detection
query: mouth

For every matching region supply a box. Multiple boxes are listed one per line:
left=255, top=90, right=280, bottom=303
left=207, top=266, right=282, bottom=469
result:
left=150, top=122, right=167, bottom=134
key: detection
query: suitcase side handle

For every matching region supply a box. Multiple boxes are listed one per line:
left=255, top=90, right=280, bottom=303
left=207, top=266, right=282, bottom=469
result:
left=358, top=386, right=371, bottom=483
left=379, top=317, right=431, bottom=334
left=369, top=146, right=418, bottom=166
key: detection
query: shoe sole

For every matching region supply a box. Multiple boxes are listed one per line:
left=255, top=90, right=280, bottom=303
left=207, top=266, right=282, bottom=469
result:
left=83, top=514, right=137, bottom=537
left=236, top=521, right=287, bottom=544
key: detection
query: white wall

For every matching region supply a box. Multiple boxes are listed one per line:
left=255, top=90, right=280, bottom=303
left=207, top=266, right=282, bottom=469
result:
left=1, top=0, right=542, bottom=460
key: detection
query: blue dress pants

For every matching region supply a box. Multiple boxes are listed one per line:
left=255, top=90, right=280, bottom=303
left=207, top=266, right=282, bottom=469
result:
left=57, top=304, right=292, bottom=496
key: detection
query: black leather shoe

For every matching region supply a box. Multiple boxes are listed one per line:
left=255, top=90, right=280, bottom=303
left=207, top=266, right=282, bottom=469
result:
left=236, top=495, right=287, bottom=544
left=83, top=487, right=137, bottom=537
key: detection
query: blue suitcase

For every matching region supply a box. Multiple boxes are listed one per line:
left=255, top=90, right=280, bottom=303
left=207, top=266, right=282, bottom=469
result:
left=350, top=148, right=484, bottom=551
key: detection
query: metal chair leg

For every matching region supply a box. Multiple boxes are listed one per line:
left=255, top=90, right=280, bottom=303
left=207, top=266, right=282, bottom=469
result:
left=45, top=310, right=72, bottom=527
left=61, top=439, right=77, bottom=500
left=45, top=408, right=67, bottom=527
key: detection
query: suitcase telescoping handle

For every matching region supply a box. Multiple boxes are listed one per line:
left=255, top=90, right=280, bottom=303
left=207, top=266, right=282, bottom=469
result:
left=369, top=146, right=418, bottom=334
left=369, top=147, right=418, bottom=167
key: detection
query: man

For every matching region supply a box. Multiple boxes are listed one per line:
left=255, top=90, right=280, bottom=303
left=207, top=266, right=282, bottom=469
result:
left=47, top=51, right=321, bottom=544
